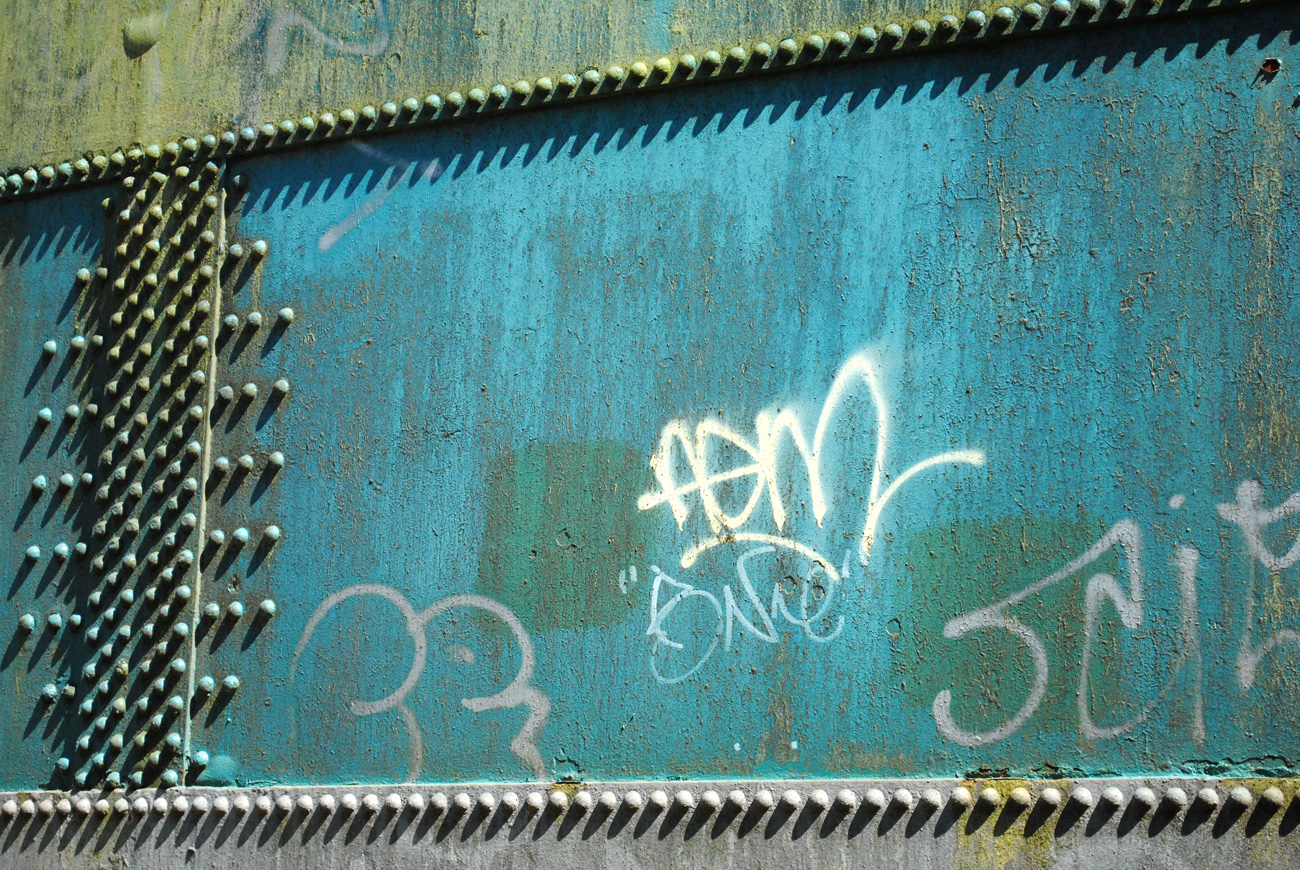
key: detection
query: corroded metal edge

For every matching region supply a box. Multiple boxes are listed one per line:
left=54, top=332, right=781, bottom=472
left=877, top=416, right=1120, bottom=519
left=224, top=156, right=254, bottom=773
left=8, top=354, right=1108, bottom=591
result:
left=0, top=779, right=1295, bottom=841
left=0, top=0, right=1278, bottom=203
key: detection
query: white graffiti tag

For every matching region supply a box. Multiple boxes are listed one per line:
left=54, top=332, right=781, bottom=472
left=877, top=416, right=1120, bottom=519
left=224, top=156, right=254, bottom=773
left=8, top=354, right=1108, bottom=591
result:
left=291, top=586, right=550, bottom=781
left=638, top=352, right=985, bottom=573
left=1218, top=481, right=1300, bottom=691
left=636, top=352, right=985, bottom=683
left=642, top=546, right=848, bottom=683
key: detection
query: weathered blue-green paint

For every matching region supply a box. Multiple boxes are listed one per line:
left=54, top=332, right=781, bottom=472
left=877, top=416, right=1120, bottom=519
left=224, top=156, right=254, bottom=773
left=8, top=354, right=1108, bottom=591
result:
left=2, top=5, right=1299, bottom=793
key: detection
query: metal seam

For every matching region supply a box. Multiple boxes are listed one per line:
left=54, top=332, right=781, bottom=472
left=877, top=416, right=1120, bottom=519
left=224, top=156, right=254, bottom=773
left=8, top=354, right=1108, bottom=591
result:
left=0, top=780, right=1291, bottom=838
left=0, top=0, right=1282, bottom=202
left=179, top=179, right=227, bottom=781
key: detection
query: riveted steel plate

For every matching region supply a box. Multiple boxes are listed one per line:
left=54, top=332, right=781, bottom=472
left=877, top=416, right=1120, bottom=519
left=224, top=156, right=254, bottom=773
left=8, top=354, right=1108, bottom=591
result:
left=2, top=1, right=1300, bottom=867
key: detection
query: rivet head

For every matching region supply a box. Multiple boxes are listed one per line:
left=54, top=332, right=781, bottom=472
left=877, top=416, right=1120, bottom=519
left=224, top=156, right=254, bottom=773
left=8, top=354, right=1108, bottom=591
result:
left=278, top=307, right=295, bottom=323
left=977, top=787, right=1001, bottom=808
left=1022, top=2, right=1045, bottom=20
left=622, top=791, right=643, bottom=810
left=1100, top=787, right=1124, bottom=807
left=1131, top=787, right=1157, bottom=811
left=549, top=790, right=569, bottom=811
left=1228, top=787, right=1253, bottom=809
left=1163, top=787, right=1188, bottom=810
left=648, top=790, right=668, bottom=810
left=807, top=789, right=830, bottom=810
left=1039, top=787, right=1063, bottom=809
left=1069, top=786, right=1094, bottom=808
left=993, top=6, right=1017, bottom=26
left=1261, top=786, right=1285, bottom=808
left=919, top=788, right=943, bottom=810
left=909, top=19, right=933, bottom=39
left=1050, top=0, right=1073, bottom=15
left=259, top=599, right=277, bottom=616
left=676, top=790, right=697, bottom=810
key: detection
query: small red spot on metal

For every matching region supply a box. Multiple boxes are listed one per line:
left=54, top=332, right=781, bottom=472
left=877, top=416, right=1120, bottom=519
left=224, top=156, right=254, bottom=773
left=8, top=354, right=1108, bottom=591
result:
left=1260, top=58, right=1282, bottom=75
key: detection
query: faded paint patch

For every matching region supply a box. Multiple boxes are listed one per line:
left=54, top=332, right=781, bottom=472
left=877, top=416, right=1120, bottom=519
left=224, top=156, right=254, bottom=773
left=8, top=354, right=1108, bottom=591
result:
left=475, top=441, right=651, bottom=632
left=899, top=517, right=1114, bottom=755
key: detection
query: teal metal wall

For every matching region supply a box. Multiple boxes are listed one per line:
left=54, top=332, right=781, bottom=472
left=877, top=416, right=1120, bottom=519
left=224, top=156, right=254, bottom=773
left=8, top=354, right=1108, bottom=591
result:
left=1, top=0, right=1299, bottom=801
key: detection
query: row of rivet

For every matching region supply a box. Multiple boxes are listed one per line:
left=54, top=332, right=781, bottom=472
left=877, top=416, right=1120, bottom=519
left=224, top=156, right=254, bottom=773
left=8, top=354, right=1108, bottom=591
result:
left=0, top=783, right=1291, bottom=832
left=0, top=0, right=1268, bottom=201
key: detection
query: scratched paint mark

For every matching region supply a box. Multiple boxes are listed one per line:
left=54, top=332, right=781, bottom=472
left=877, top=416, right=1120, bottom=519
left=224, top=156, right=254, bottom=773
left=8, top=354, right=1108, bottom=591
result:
left=318, top=144, right=444, bottom=252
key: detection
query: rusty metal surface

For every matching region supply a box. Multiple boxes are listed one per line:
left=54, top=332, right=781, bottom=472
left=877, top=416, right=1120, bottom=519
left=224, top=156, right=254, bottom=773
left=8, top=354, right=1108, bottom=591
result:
left=2, top=0, right=1300, bottom=865
left=0, top=0, right=1285, bottom=186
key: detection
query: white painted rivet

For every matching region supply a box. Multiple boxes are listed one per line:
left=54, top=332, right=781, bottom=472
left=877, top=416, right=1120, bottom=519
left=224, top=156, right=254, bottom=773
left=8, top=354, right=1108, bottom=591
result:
left=676, top=790, right=696, bottom=810
left=549, top=791, right=569, bottom=811
left=863, top=788, right=886, bottom=810
left=1132, top=787, right=1157, bottom=811
left=1100, top=787, right=1124, bottom=807
left=1261, top=787, right=1285, bottom=808
left=1070, top=787, right=1094, bottom=808
left=1228, top=787, right=1253, bottom=809
left=920, top=788, right=943, bottom=810
left=622, top=791, right=643, bottom=811
left=893, top=789, right=914, bottom=811
left=701, top=790, right=722, bottom=811
left=648, top=790, right=668, bottom=810
left=978, top=787, right=1001, bottom=808
left=1039, top=787, right=1063, bottom=809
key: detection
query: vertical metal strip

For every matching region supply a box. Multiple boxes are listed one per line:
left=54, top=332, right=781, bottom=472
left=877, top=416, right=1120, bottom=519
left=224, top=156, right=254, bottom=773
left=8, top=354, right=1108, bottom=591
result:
left=181, top=180, right=227, bottom=776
